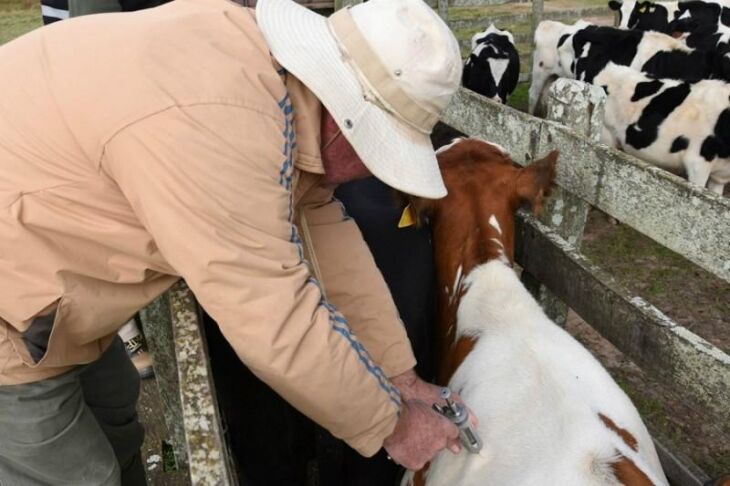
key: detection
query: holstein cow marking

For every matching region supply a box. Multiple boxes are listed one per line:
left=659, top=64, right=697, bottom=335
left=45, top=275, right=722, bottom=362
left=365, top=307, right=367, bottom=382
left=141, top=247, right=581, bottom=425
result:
left=616, top=0, right=730, bottom=79
left=609, top=0, right=679, bottom=31
left=595, top=63, right=730, bottom=193
left=463, top=24, right=520, bottom=103
left=530, top=19, right=590, bottom=112
left=530, top=20, right=725, bottom=113
left=568, top=26, right=714, bottom=83
left=401, top=139, right=668, bottom=486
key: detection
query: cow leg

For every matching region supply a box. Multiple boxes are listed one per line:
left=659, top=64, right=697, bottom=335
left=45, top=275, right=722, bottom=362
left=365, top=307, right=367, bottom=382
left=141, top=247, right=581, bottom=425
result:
left=684, top=157, right=713, bottom=190
left=600, top=126, right=618, bottom=148
left=707, top=179, right=725, bottom=195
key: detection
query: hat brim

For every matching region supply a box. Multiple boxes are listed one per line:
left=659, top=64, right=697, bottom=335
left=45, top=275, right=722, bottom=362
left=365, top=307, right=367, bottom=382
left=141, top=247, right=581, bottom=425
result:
left=257, top=0, right=447, bottom=199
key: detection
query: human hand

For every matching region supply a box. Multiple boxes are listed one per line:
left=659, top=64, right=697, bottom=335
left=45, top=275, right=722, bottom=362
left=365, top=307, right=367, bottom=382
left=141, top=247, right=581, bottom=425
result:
left=382, top=399, right=458, bottom=470
left=390, top=369, right=480, bottom=453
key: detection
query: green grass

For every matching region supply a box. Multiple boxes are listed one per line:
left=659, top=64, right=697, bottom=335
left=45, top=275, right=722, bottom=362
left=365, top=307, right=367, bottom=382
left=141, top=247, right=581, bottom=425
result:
left=160, top=440, right=177, bottom=472
left=0, top=0, right=41, bottom=46
left=508, top=82, right=530, bottom=111
left=448, top=0, right=608, bottom=21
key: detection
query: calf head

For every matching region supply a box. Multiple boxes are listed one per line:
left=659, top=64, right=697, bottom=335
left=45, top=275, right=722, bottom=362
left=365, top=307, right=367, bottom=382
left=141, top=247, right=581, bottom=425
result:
left=610, top=0, right=636, bottom=29
left=611, top=0, right=673, bottom=31
left=404, top=138, right=558, bottom=382
left=463, top=24, right=520, bottom=103
left=530, top=20, right=590, bottom=113
left=470, top=23, right=515, bottom=51
left=530, top=20, right=570, bottom=113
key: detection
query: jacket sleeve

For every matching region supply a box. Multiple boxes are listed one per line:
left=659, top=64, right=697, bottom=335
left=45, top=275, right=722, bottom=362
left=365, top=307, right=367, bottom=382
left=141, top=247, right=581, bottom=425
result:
left=298, top=187, right=417, bottom=379
left=101, top=102, right=400, bottom=456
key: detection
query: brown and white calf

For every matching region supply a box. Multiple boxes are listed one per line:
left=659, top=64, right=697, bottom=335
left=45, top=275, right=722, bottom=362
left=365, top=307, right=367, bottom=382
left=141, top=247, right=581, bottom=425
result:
left=402, top=138, right=668, bottom=486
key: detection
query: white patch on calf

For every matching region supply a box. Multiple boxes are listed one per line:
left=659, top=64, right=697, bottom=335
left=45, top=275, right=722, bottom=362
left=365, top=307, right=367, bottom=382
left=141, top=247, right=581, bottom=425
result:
left=449, top=264, right=464, bottom=306
left=488, top=58, right=510, bottom=89
left=436, top=138, right=466, bottom=155
left=419, top=260, right=668, bottom=486
left=471, top=137, right=509, bottom=155
left=488, top=214, right=503, bottom=235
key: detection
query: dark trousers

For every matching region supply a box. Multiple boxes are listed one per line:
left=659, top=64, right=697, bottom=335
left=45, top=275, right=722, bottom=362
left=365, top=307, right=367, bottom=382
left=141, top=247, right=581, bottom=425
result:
left=205, top=176, right=435, bottom=486
left=0, top=338, right=146, bottom=486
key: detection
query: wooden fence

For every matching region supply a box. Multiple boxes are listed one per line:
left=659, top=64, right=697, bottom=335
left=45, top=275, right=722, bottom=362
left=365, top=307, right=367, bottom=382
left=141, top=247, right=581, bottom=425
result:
left=138, top=1, right=728, bottom=485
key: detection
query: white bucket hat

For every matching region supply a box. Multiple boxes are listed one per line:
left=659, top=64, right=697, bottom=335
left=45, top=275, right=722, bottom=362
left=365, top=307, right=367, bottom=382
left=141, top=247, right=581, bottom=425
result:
left=256, top=0, right=462, bottom=198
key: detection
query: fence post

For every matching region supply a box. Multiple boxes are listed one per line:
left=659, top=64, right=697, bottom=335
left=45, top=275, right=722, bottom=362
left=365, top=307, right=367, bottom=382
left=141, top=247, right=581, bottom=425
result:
left=140, top=282, right=237, bottom=485
left=438, top=0, right=448, bottom=21
left=531, top=0, right=544, bottom=46
left=139, top=295, right=188, bottom=471
left=334, top=0, right=362, bottom=10
left=168, top=281, right=238, bottom=485
left=522, top=78, right=606, bottom=325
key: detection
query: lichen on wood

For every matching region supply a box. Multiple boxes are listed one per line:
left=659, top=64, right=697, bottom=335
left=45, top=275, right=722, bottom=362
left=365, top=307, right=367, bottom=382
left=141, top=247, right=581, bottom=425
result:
left=169, top=282, right=237, bottom=485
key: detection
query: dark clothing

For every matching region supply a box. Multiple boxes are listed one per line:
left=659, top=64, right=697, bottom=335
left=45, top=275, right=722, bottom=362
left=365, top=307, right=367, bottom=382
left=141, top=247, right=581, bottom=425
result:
left=205, top=176, right=435, bottom=485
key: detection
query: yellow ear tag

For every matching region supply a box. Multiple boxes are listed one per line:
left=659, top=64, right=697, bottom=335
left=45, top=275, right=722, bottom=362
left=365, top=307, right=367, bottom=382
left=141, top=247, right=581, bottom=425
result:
left=398, top=204, right=416, bottom=228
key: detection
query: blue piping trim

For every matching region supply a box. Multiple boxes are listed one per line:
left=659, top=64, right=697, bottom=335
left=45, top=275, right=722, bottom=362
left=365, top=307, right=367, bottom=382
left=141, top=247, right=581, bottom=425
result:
left=276, top=93, right=400, bottom=408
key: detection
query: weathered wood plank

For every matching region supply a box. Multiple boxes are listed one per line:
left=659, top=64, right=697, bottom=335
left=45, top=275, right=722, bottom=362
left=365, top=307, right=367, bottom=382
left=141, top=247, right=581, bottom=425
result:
left=524, top=79, right=602, bottom=325
left=169, top=282, right=238, bottom=486
left=438, top=0, right=449, bottom=21
left=531, top=0, right=544, bottom=47
left=514, top=213, right=730, bottom=424
left=447, top=6, right=610, bottom=32
left=139, top=296, right=188, bottom=471
left=442, top=87, right=730, bottom=283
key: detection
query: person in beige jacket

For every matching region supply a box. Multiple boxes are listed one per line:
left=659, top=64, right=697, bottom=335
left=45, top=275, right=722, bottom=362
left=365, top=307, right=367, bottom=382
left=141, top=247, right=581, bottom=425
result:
left=0, top=0, right=466, bottom=483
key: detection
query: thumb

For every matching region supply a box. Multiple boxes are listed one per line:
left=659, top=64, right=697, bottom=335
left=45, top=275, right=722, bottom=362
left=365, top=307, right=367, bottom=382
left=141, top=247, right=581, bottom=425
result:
left=447, top=437, right=462, bottom=454
left=441, top=417, right=459, bottom=439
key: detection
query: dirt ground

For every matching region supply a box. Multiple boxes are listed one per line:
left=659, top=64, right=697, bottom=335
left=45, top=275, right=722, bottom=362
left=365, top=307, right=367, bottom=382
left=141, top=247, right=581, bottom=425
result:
left=138, top=378, right=191, bottom=485
left=574, top=210, right=730, bottom=478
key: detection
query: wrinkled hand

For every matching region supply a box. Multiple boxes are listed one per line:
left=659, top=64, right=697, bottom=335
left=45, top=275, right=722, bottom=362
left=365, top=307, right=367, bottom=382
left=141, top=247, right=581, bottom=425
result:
left=391, top=369, right=480, bottom=454
left=382, top=399, right=458, bottom=470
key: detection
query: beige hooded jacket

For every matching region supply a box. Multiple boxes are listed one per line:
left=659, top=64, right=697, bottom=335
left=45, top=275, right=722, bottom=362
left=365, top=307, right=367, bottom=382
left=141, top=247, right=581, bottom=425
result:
left=0, top=0, right=416, bottom=456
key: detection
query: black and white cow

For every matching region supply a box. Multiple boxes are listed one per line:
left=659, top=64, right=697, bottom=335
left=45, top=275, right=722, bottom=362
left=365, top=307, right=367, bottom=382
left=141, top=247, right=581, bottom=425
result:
left=529, top=20, right=590, bottom=112
left=462, top=24, right=521, bottom=103
left=609, top=0, right=679, bottom=31
left=612, top=1, right=729, bottom=48
left=670, top=1, right=730, bottom=47
left=530, top=20, right=720, bottom=112
left=595, top=63, right=730, bottom=193
left=611, top=0, right=730, bottom=80
left=568, top=25, right=718, bottom=82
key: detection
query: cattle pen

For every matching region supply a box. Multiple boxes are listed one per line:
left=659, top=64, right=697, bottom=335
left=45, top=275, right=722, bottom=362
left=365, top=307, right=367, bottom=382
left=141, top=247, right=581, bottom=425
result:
left=132, top=2, right=729, bottom=486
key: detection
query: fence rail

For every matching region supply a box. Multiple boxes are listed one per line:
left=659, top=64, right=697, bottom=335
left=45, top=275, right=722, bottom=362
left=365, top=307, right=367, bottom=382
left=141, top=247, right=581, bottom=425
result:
left=516, top=213, right=730, bottom=423
left=447, top=5, right=610, bottom=33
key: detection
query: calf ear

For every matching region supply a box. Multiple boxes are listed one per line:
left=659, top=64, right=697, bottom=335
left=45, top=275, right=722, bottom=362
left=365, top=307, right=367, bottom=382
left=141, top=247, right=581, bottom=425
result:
left=515, top=150, right=559, bottom=214
left=392, top=190, right=438, bottom=228
left=409, top=195, right=439, bottom=227
left=608, top=0, right=622, bottom=10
